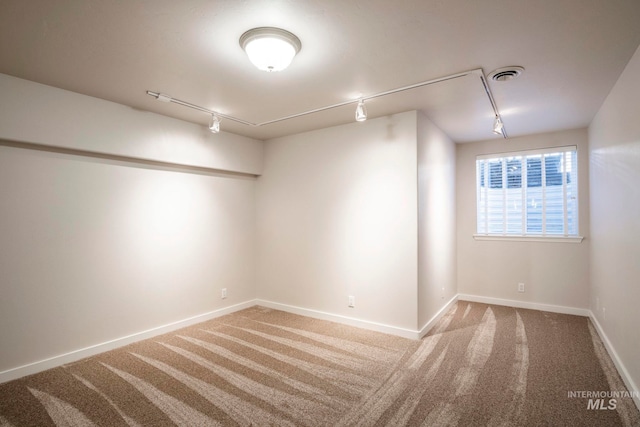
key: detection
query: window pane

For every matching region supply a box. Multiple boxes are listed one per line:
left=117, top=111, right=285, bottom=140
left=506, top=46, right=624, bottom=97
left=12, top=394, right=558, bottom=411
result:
left=526, top=187, right=542, bottom=233
left=544, top=185, right=564, bottom=234
left=507, top=158, right=521, bottom=188
left=527, top=156, right=542, bottom=187
left=566, top=151, right=578, bottom=235
left=489, top=161, right=502, bottom=188
left=485, top=160, right=503, bottom=234
left=487, top=185, right=503, bottom=234
left=477, top=160, right=487, bottom=233
left=526, top=155, right=542, bottom=233
left=545, top=153, right=563, bottom=186
left=475, top=148, right=578, bottom=237
left=544, top=153, right=564, bottom=234
left=506, top=158, right=523, bottom=233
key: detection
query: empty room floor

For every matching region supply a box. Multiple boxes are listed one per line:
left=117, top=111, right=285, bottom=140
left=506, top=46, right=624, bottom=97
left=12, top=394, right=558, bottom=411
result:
left=0, top=302, right=638, bottom=426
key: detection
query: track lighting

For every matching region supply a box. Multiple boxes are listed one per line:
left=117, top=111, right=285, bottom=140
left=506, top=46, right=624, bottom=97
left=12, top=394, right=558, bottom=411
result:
left=240, top=27, right=301, bottom=72
left=355, top=99, right=367, bottom=122
left=493, top=116, right=504, bottom=135
left=156, top=93, right=171, bottom=103
left=209, top=114, right=220, bottom=133
left=147, top=67, right=506, bottom=136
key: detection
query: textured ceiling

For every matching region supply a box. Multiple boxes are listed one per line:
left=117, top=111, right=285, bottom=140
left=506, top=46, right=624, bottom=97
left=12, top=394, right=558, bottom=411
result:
left=1, top=0, right=640, bottom=142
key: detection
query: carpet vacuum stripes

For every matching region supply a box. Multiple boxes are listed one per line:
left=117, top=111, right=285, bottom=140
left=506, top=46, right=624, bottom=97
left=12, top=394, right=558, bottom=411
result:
left=1, top=303, right=638, bottom=426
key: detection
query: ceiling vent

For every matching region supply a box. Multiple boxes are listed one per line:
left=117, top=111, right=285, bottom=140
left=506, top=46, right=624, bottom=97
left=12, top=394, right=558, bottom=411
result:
left=488, top=66, right=524, bottom=82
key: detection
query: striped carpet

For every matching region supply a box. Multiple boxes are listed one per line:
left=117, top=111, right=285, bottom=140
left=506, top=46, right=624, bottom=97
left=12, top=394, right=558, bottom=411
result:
left=1, top=303, right=638, bottom=426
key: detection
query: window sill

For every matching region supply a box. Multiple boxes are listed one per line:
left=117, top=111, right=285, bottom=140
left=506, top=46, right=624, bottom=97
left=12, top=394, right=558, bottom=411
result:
left=473, top=234, right=584, bottom=243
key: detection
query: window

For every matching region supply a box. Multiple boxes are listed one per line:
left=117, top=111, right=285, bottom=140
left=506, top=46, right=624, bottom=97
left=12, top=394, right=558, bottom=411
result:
left=476, top=146, right=579, bottom=239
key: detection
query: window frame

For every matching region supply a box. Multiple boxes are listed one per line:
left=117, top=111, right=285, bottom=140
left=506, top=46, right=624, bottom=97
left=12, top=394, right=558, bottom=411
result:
left=473, top=145, right=583, bottom=243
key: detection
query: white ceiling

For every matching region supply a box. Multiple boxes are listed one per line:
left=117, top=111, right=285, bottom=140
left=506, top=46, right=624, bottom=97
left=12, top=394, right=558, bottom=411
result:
left=1, top=0, right=640, bottom=142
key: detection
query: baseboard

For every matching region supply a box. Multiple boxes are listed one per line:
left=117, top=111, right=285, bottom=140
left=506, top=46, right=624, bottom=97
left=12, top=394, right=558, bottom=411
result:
left=457, top=294, right=638, bottom=410
left=458, top=294, right=590, bottom=317
left=0, top=300, right=256, bottom=384
left=256, top=299, right=421, bottom=340
left=589, top=312, right=640, bottom=411
left=418, top=294, right=459, bottom=338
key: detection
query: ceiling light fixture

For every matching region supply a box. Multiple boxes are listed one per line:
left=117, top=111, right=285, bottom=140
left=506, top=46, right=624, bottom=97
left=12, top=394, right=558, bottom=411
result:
left=240, top=27, right=301, bottom=72
left=209, top=114, right=220, bottom=133
left=355, top=99, right=367, bottom=122
left=156, top=93, right=172, bottom=103
left=147, top=67, right=507, bottom=138
left=493, top=116, right=504, bottom=135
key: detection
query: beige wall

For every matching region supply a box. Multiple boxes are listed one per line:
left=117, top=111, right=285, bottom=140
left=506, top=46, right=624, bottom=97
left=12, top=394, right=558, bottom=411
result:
left=0, top=73, right=263, bottom=175
left=417, top=112, right=457, bottom=328
left=256, top=112, right=419, bottom=331
left=589, top=44, right=640, bottom=391
left=456, top=128, right=590, bottom=309
left=0, top=76, right=260, bottom=375
left=10, top=46, right=640, bottom=392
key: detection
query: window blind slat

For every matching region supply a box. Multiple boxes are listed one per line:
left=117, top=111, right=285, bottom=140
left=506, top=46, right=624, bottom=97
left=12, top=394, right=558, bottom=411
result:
left=476, top=148, right=578, bottom=237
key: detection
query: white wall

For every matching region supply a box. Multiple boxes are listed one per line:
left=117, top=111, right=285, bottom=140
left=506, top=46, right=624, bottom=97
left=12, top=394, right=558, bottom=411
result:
left=588, top=44, right=640, bottom=391
left=256, top=112, right=419, bottom=332
left=0, top=76, right=261, bottom=376
left=456, top=129, right=590, bottom=309
left=0, top=73, right=263, bottom=175
left=417, top=112, right=457, bottom=328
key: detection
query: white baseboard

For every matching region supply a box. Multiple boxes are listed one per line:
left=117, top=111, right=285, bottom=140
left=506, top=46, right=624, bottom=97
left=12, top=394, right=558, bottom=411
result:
left=5, top=293, right=636, bottom=416
left=0, top=300, right=256, bottom=384
left=418, top=294, right=459, bottom=338
left=0, top=296, right=468, bottom=384
left=256, top=299, right=421, bottom=340
left=458, top=294, right=590, bottom=317
left=589, top=312, right=640, bottom=411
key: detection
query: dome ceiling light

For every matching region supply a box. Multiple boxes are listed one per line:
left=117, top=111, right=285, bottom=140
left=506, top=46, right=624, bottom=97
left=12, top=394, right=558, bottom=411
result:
left=239, top=27, right=302, bottom=72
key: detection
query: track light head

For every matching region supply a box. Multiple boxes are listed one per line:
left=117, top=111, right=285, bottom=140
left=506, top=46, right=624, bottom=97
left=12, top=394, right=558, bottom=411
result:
left=493, top=116, right=504, bottom=135
left=355, top=99, right=367, bottom=122
left=155, top=93, right=172, bottom=103
left=209, top=114, right=220, bottom=133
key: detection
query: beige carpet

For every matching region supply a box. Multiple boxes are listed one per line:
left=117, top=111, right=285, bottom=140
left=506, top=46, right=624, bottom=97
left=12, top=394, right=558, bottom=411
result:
left=1, top=302, right=638, bottom=426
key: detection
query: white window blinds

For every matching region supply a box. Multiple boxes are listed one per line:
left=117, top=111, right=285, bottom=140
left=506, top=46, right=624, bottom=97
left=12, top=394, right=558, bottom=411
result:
left=476, top=146, right=578, bottom=237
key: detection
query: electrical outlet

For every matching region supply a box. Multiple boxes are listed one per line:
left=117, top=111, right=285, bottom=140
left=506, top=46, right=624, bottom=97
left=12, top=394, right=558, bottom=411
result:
left=518, top=283, right=525, bottom=293
left=221, top=288, right=227, bottom=299
left=348, top=295, right=355, bottom=308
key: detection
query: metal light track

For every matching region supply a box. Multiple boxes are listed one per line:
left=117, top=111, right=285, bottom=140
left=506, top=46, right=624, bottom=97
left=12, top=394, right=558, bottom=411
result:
left=147, top=67, right=507, bottom=138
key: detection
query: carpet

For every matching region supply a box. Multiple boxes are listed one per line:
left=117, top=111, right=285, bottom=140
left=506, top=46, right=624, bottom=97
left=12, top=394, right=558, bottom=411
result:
left=0, top=302, right=638, bottom=426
